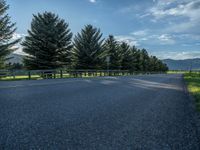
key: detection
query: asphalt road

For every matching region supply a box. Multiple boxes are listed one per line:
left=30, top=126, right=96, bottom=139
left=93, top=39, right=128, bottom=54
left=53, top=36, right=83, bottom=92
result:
left=0, top=74, right=199, bottom=150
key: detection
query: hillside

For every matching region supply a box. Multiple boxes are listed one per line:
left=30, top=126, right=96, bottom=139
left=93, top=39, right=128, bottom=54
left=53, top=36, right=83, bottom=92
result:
left=6, top=53, right=23, bottom=64
left=163, top=58, right=200, bottom=70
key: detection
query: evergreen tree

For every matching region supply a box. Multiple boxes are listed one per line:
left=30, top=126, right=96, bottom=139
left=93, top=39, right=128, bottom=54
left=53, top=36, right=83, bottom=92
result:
left=101, top=35, right=121, bottom=69
left=162, top=63, right=168, bottom=71
left=157, top=59, right=168, bottom=71
left=130, top=46, right=138, bottom=71
left=140, top=49, right=150, bottom=71
left=134, top=49, right=143, bottom=71
left=22, top=12, right=73, bottom=69
left=0, top=0, right=20, bottom=68
left=7, top=62, right=23, bottom=70
left=120, top=42, right=132, bottom=70
left=72, top=25, right=104, bottom=69
left=149, top=56, right=157, bottom=71
left=148, top=56, right=168, bottom=72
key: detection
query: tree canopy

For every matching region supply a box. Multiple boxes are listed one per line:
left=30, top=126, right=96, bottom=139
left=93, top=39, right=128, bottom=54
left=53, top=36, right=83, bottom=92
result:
left=21, top=12, right=168, bottom=72
left=22, top=12, right=73, bottom=70
left=0, top=0, right=20, bottom=68
left=101, top=35, right=121, bottom=70
left=72, top=24, right=104, bottom=69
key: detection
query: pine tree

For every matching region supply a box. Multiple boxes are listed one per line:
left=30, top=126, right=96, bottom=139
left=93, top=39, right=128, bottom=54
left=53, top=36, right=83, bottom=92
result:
left=72, top=25, right=104, bottom=69
left=140, top=49, right=150, bottom=71
left=101, top=35, right=121, bottom=69
left=134, top=49, right=143, bottom=71
left=130, top=46, right=138, bottom=71
left=120, top=42, right=133, bottom=70
left=148, top=56, right=168, bottom=72
left=149, top=56, right=157, bottom=71
left=0, top=0, right=20, bottom=68
left=22, top=12, right=73, bottom=70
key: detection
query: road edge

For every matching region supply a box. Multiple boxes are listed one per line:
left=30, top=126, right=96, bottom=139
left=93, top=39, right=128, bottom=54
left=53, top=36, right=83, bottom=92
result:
left=182, top=74, right=200, bottom=144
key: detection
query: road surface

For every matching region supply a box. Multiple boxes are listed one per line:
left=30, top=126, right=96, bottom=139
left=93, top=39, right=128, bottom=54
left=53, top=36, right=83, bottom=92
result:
left=0, top=74, right=199, bottom=149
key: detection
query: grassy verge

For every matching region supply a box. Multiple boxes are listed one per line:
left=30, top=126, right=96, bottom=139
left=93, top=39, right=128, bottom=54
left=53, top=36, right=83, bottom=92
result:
left=0, top=75, right=42, bottom=81
left=167, top=70, right=189, bottom=74
left=184, top=72, right=200, bottom=111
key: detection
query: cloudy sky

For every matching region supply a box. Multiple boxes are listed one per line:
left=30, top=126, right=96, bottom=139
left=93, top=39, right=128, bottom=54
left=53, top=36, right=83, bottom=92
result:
left=8, top=0, right=200, bottom=60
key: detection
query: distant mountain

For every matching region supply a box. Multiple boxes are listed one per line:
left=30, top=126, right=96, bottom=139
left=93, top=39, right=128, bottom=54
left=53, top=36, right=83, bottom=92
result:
left=163, top=58, right=200, bottom=70
left=6, top=53, right=23, bottom=64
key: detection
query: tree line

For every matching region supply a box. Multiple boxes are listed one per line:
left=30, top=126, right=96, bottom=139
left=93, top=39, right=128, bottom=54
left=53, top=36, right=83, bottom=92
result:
left=0, top=1, right=168, bottom=72
left=0, top=0, right=20, bottom=69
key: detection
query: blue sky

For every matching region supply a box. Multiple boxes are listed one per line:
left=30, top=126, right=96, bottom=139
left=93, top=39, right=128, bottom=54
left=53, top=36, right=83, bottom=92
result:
left=9, top=0, right=200, bottom=60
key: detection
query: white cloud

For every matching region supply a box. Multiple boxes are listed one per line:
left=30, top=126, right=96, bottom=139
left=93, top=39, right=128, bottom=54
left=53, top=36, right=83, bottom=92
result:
left=14, top=46, right=24, bottom=55
left=149, top=0, right=200, bottom=33
left=116, top=0, right=200, bottom=59
left=158, top=34, right=175, bottom=45
left=150, top=0, right=199, bottom=19
left=12, top=33, right=26, bottom=40
left=89, top=0, right=96, bottom=3
left=131, top=30, right=148, bottom=36
left=116, top=31, right=177, bottom=47
left=127, top=29, right=177, bottom=45
left=154, top=51, right=200, bottom=60
left=115, top=35, right=139, bottom=46
left=12, top=33, right=26, bottom=55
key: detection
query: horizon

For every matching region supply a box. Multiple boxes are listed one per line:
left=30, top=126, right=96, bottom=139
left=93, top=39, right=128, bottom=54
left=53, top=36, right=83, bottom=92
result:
left=11, top=53, right=200, bottom=61
left=8, top=0, right=200, bottom=60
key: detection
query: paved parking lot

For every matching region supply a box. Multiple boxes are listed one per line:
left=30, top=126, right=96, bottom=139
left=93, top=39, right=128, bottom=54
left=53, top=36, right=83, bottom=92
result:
left=0, top=74, right=199, bottom=149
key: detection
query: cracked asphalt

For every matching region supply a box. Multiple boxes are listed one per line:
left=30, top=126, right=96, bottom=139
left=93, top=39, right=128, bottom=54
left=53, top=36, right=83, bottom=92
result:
left=0, top=74, right=199, bottom=149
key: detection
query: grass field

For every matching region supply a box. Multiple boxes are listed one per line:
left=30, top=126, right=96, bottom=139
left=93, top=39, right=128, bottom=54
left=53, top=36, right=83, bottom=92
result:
left=167, top=70, right=189, bottom=74
left=0, top=75, right=42, bottom=81
left=184, top=72, right=200, bottom=111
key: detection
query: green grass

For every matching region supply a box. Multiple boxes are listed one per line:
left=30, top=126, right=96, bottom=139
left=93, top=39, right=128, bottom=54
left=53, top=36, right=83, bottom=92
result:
left=184, top=72, right=200, bottom=111
left=0, top=75, right=41, bottom=81
left=167, top=70, right=189, bottom=74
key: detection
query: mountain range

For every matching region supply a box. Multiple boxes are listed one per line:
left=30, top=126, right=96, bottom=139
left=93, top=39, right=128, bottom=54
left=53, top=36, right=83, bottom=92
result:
left=163, top=58, right=200, bottom=70
left=6, top=53, right=24, bottom=64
